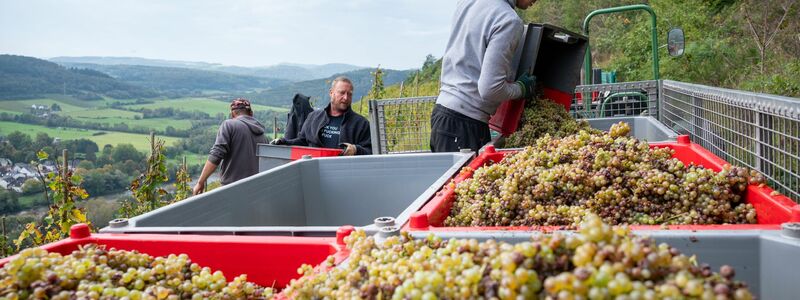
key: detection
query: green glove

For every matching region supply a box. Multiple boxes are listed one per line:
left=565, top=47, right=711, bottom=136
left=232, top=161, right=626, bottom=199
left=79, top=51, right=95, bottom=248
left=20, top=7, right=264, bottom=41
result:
left=515, top=72, right=537, bottom=99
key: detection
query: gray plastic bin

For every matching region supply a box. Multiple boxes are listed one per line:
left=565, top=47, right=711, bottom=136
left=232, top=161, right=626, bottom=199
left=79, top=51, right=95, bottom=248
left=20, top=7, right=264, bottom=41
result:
left=585, top=116, right=678, bottom=142
left=101, top=152, right=472, bottom=236
left=408, top=229, right=800, bottom=299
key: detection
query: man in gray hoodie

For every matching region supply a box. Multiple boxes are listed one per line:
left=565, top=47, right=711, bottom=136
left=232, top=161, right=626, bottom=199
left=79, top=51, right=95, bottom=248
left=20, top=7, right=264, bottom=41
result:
left=431, top=0, right=537, bottom=152
left=193, top=98, right=267, bottom=195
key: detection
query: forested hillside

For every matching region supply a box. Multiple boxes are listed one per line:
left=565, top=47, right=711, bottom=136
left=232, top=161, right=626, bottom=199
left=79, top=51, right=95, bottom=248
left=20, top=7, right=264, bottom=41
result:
left=57, top=63, right=290, bottom=96
left=0, top=55, right=158, bottom=100
left=245, top=68, right=413, bottom=107
left=377, top=1, right=799, bottom=98
left=51, top=56, right=365, bottom=82
left=521, top=0, right=799, bottom=96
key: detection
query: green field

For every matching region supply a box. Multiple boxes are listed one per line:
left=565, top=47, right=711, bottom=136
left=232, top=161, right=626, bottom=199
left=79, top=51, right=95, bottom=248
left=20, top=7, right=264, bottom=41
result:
left=0, top=121, right=180, bottom=151
left=61, top=108, right=193, bottom=131
left=0, top=98, right=86, bottom=113
left=127, top=98, right=288, bottom=115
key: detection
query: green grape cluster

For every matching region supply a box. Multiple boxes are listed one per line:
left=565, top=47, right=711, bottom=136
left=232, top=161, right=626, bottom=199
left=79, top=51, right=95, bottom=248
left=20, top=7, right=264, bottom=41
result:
left=284, top=214, right=754, bottom=299
left=447, top=122, right=764, bottom=227
left=0, top=245, right=273, bottom=300
left=505, top=98, right=600, bottom=148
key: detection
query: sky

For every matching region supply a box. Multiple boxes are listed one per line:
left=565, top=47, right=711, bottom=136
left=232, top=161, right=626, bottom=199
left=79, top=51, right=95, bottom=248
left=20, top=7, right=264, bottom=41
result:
left=0, top=0, right=458, bottom=70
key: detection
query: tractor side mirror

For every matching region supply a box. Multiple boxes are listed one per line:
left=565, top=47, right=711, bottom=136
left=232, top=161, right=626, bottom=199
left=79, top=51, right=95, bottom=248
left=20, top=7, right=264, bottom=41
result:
left=667, top=28, right=685, bottom=57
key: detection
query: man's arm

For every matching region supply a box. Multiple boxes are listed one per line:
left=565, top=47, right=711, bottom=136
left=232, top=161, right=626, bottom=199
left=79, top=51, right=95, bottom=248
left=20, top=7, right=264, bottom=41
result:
left=192, top=160, right=218, bottom=195
left=477, top=16, right=525, bottom=105
left=193, top=121, right=229, bottom=195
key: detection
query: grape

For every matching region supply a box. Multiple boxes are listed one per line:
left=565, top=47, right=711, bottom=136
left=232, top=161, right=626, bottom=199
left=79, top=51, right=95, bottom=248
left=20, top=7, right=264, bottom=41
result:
left=0, top=245, right=274, bottom=299
left=284, top=214, right=754, bottom=299
left=447, top=121, right=762, bottom=227
left=504, top=98, right=601, bottom=148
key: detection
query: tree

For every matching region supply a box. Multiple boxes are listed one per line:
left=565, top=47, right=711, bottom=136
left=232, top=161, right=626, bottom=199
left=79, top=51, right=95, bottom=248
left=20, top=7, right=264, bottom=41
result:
left=111, top=143, right=145, bottom=163
left=77, top=160, right=95, bottom=170
left=6, top=131, right=31, bottom=151
left=0, top=190, right=20, bottom=214
left=21, top=178, right=43, bottom=195
left=741, top=0, right=797, bottom=75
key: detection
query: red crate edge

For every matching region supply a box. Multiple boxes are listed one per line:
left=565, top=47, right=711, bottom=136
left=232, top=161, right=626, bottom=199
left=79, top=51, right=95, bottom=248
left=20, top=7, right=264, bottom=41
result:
left=407, top=137, right=798, bottom=232
left=0, top=224, right=350, bottom=289
left=289, top=146, right=343, bottom=160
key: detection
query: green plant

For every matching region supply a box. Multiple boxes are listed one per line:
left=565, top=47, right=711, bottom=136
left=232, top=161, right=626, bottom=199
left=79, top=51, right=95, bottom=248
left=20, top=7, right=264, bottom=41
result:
left=14, top=150, right=91, bottom=251
left=119, top=135, right=170, bottom=218
left=172, top=157, right=192, bottom=202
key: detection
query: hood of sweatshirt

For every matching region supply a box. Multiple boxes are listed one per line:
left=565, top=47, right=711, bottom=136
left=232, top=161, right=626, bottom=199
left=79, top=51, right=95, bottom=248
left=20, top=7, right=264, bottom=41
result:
left=236, top=115, right=266, bottom=135
left=506, top=0, right=515, bottom=8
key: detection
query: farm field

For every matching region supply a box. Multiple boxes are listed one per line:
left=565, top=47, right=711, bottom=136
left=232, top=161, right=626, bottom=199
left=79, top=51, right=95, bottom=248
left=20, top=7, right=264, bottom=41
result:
left=126, top=97, right=288, bottom=115
left=0, top=98, right=86, bottom=113
left=61, top=108, right=193, bottom=131
left=0, top=121, right=180, bottom=151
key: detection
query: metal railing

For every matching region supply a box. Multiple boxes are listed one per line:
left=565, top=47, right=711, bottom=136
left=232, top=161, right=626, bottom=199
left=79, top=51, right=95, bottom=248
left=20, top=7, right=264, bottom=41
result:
left=660, top=80, right=800, bottom=201
left=570, top=80, right=659, bottom=119
left=369, top=96, right=436, bottom=154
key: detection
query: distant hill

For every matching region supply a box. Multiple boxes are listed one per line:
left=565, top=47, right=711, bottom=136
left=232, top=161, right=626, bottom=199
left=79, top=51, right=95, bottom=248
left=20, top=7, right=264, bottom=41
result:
left=57, top=63, right=291, bottom=95
left=50, top=56, right=365, bottom=82
left=0, top=55, right=157, bottom=100
left=244, top=68, right=413, bottom=107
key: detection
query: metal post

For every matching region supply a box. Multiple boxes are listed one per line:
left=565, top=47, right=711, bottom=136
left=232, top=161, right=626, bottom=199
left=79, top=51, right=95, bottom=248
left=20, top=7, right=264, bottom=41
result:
left=273, top=116, right=278, bottom=140
left=62, top=149, right=68, bottom=205
left=368, top=100, right=381, bottom=154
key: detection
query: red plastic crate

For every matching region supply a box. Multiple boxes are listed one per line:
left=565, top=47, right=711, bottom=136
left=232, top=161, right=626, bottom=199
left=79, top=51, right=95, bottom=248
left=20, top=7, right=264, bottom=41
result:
left=288, top=145, right=343, bottom=160
left=0, top=224, right=352, bottom=289
left=489, top=88, right=573, bottom=136
left=407, top=135, right=800, bottom=231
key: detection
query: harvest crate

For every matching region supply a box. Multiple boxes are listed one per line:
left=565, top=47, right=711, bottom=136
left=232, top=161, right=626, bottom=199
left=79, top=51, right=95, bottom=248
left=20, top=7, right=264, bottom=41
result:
left=0, top=224, right=350, bottom=289
left=489, top=23, right=588, bottom=135
left=407, top=136, right=800, bottom=232
left=101, top=152, right=472, bottom=236
left=403, top=229, right=800, bottom=299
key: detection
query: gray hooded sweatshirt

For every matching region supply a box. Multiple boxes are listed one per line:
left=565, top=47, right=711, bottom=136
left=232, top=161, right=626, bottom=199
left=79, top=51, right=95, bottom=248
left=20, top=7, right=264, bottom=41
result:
left=208, top=115, right=267, bottom=185
left=437, top=0, right=524, bottom=123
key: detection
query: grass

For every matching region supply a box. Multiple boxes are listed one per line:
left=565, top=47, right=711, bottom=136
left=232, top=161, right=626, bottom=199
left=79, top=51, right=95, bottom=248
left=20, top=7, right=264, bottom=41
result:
left=126, top=98, right=288, bottom=115
left=170, top=152, right=208, bottom=167
left=0, top=121, right=180, bottom=151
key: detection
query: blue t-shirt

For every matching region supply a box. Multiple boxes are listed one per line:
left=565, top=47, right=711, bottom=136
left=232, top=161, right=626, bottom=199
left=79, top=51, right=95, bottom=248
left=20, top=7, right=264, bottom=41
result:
left=320, top=114, right=343, bottom=149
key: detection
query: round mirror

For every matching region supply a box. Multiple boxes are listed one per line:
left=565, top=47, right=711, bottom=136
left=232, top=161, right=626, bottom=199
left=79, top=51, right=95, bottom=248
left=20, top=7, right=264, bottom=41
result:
left=667, top=28, right=685, bottom=57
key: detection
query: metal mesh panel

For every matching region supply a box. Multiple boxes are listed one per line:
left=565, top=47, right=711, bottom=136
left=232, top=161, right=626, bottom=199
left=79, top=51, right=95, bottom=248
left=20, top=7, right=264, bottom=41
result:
left=369, top=97, right=436, bottom=154
left=660, top=80, right=800, bottom=202
left=570, top=80, right=659, bottom=119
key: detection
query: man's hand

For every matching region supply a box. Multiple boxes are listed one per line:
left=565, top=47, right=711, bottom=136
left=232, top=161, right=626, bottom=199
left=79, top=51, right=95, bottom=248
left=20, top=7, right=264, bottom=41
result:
left=515, top=72, right=537, bottom=99
left=341, top=143, right=357, bottom=156
left=270, top=138, right=285, bottom=145
left=192, top=182, right=205, bottom=196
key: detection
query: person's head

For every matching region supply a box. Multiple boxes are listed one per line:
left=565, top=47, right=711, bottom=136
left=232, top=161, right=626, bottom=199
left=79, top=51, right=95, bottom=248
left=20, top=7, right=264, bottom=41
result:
left=515, top=0, right=537, bottom=9
left=230, top=98, right=253, bottom=118
left=329, top=76, right=354, bottom=116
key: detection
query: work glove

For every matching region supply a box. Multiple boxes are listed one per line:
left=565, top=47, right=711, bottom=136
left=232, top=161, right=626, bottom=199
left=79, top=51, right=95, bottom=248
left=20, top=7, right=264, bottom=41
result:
left=340, top=143, right=357, bottom=156
left=270, top=138, right=285, bottom=145
left=515, top=72, right=537, bottom=99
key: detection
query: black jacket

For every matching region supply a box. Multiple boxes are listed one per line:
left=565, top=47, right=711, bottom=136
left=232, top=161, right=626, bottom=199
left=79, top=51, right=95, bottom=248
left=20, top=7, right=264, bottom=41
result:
left=283, top=104, right=372, bottom=155
left=283, top=93, right=313, bottom=140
